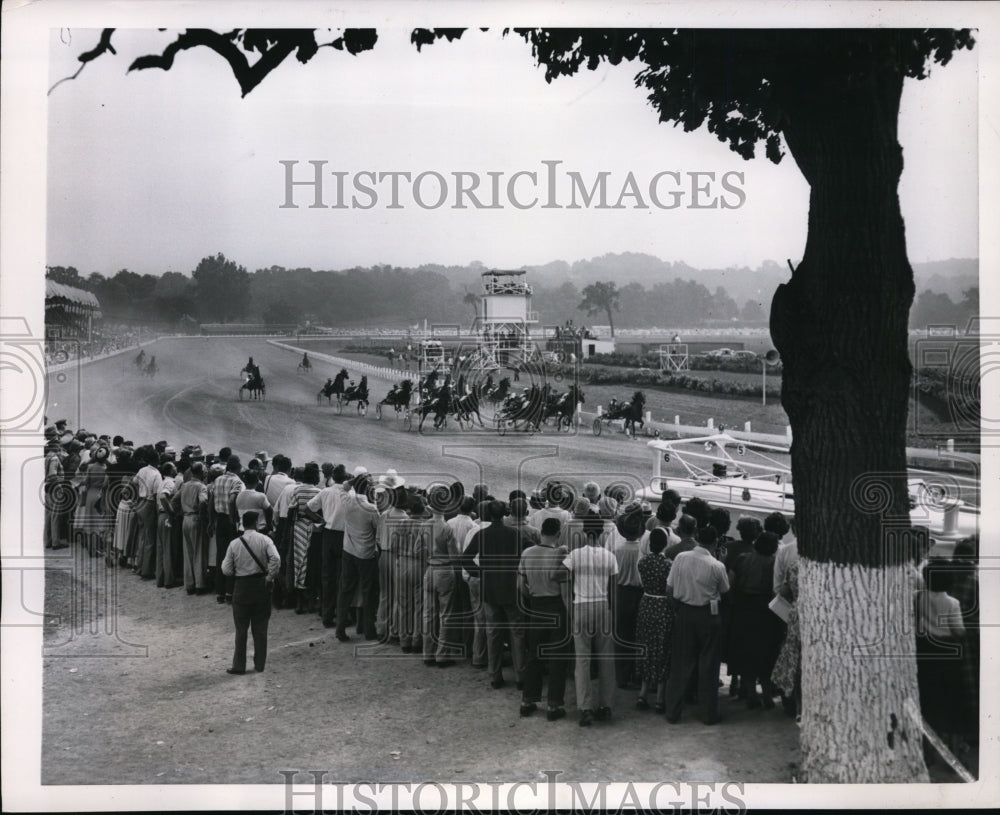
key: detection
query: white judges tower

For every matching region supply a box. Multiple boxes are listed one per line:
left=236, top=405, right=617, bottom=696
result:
left=468, top=270, right=538, bottom=372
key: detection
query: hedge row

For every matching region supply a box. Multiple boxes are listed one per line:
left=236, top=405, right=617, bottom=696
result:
left=584, top=351, right=781, bottom=374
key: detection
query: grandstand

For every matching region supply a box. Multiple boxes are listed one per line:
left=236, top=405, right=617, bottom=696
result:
left=45, top=279, right=101, bottom=343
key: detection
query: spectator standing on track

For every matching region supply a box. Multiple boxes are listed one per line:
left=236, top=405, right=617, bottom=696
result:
left=664, top=525, right=730, bottom=726
left=306, top=463, right=350, bottom=629
left=210, top=455, right=244, bottom=604
left=336, top=471, right=381, bottom=642
left=287, top=463, right=322, bottom=615
left=635, top=527, right=674, bottom=713
left=663, top=514, right=698, bottom=562
left=394, top=496, right=431, bottom=653
left=155, top=462, right=180, bottom=588
left=133, top=446, right=164, bottom=580
left=273, top=466, right=301, bottom=608
left=179, top=461, right=210, bottom=594
left=518, top=517, right=571, bottom=721
left=728, top=531, right=781, bottom=709
left=222, top=510, right=280, bottom=675
left=462, top=500, right=527, bottom=690
left=423, top=486, right=462, bottom=667
left=612, top=506, right=646, bottom=690
left=376, top=474, right=408, bottom=642
left=44, top=438, right=70, bottom=551
left=563, top=512, right=619, bottom=727
left=506, top=497, right=541, bottom=551
left=446, top=496, right=482, bottom=665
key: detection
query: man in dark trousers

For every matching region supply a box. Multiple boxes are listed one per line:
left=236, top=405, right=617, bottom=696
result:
left=664, top=526, right=730, bottom=725
left=462, top=500, right=526, bottom=689
left=210, top=455, right=244, bottom=604
left=221, top=510, right=280, bottom=674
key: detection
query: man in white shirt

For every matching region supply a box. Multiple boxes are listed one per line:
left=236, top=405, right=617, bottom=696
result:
left=235, top=471, right=272, bottom=532
left=458, top=501, right=491, bottom=668
left=263, top=454, right=295, bottom=506
left=335, top=472, right=381, bottom=641
left=134, top=446, right=164, bottom=580
left=221, top=510, right=280, bottom=675
left=305, top=463, right=350, bottom=628
left=375, top=482, right=409, bottom=643
left=664, top=530, right=730, bottom=725
left=562, top=512, right=619, bottom=727
left=272, top=468, right=300, bottom=608
left=530, top=482, right=572, bottom=550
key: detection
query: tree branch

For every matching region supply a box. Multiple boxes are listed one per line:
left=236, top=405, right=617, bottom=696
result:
left=48, top=28, right=117, bottom=96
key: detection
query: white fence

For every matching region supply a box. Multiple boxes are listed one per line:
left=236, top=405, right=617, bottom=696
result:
left=268, top=339, right=401, bottom=382
left=46, top=339, right=158, bottom=374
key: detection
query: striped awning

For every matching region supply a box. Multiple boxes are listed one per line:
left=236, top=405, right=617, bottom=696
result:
left=45, top=279, right=101, bottom=310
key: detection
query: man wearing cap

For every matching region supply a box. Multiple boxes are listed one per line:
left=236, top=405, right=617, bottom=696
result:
left=335, top=470, right=380, bottom=641
left=305, top=463, right=350, bottom=628
left=210, top=455, right=245, bottom=603
left=221, top=510, right=280, bottom=674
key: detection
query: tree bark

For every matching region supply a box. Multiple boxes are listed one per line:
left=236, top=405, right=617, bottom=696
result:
left=770, top=46, right=928, bottom=782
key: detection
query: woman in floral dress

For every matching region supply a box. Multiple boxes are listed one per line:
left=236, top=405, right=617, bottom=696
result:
left=771, top=559, right=801, bottom=717
left=635, top=527, right=674, bottom=712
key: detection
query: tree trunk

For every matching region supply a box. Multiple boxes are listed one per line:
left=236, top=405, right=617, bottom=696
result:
left=771, top=47, right=928, bottom=782
left=606, top=307, right=615, bottom=337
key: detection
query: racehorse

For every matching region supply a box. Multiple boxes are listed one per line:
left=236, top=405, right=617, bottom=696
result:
left=342, top=376, right=370, bottom=414
left=376, top=379, right=413, bottom=419
left=317, top=368, right=349, bottom=405
left=484, top=376, right=511, bottom=407
left=419, top=367, right=442, bottom=401
left=495, top=383, right=546, bottom=432
left=605, top=390, right=645, bottom=436
left=142, top=356, right=158, bottom=379
left=133, top=349, right=146, bottom=370
left=544, top=383, right=584, bottom=430
left=240, top=371, right=266, bottom=400
left=453, top=389, right=485, bottom=427
left=416, top=379, right=457, bottom=431
left=297, top=352, right=312, bottom=373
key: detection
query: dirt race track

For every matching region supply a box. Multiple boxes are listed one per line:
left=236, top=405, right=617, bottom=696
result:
left=41, top=337, right=803, bottom=785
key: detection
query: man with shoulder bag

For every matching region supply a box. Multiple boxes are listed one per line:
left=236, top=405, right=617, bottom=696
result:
left=221, top=510, right=280, bottom=675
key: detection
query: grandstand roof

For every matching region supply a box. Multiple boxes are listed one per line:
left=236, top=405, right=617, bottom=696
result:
left=46, top=279, right=101, bottom=309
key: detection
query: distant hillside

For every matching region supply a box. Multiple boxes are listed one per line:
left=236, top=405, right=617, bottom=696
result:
left=520, top=253, right=977, bottom=305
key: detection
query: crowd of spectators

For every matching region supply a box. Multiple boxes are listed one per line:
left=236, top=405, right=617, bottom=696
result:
left=40, top=421, right=978, bottom=759
left=45, top=324, right=147, bottom=366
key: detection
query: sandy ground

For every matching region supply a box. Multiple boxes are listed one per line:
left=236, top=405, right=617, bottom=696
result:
left=41, top=338, right=803, bottom=785
left=42, top=551, right=802, bottom=785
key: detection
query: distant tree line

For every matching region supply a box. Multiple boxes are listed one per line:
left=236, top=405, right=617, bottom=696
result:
left=46, top=254, right=969, bottom=331
left=909, top=287, right=978, bottom=331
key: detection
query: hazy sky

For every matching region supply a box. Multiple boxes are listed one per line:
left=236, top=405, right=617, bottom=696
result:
left=46, top=27, right=978, bottom=277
